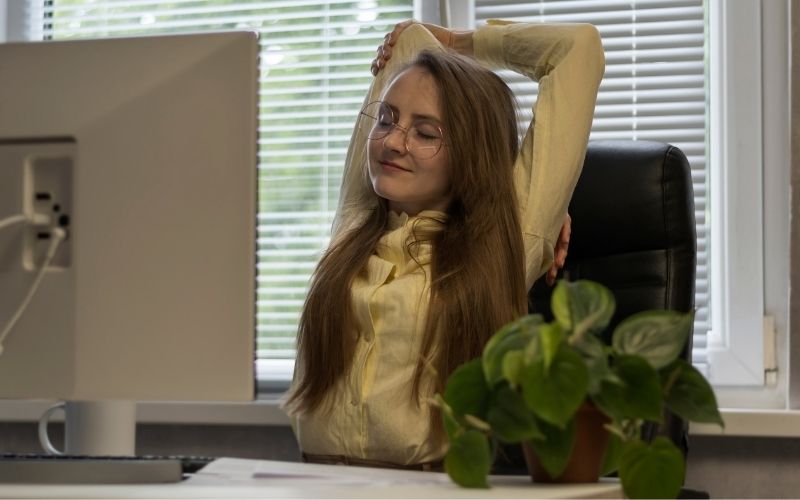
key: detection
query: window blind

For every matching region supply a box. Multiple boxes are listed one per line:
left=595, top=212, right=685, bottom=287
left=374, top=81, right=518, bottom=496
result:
left=31, top=0, right=415, bottom=387
left=474, top=0, right=709, bottom=369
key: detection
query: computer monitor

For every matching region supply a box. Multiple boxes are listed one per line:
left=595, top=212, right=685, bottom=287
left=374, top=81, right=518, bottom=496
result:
left=0, top=32, right=258, bottom=454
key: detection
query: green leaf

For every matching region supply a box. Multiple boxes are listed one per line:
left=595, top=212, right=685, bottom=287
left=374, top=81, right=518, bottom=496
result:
left=487, top=384, right=544, bottom=443
left=444, top=430, right=491, bottom=488
left=599, top=431, right=623, bottom=476
left=528, top=417, right=577, bottom=479
left=661, top=360, right=724, bottom=427
left=573, top=333, right=609, bottom=395
left=551, top=281, right=573, bottom=331
left=521, top=343, right=589, bottom=428
left=444, top=358, right=490, bottom=420
left=501, top=351, right=525, bottom=389
left=592, top=355, right=663, bottom=422
left=619, top=438, right=685, bottom=499
left=612, top=311, right=694, bottom=369
left=540, top=322, right=565, bottom=373
left=523, top=331, right=542, bottom=365
left=552, top=280, right=616, bottom=339
left=482, top=314, right=543, bottom=386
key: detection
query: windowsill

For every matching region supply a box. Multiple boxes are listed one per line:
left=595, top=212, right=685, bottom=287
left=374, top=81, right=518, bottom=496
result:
left=2, top=399, right=799, bottom=438
left=690, top=409, right=800, bottom=438
left=0, top=397, right=291, bottom=426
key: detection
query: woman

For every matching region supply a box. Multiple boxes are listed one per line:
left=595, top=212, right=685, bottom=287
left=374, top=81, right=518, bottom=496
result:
left=285, top=19, right=605, bottom=469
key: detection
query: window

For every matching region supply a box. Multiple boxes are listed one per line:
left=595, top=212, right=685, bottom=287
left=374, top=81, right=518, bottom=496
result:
left=9, top=0, right=788, bottom=406
left=17, top=0, right=416, bottom=391
left=470, top=0, right=791, bottom=404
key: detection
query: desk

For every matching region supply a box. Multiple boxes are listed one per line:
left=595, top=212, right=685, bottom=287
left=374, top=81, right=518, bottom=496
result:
left=0, top=458, right=622, bottom=499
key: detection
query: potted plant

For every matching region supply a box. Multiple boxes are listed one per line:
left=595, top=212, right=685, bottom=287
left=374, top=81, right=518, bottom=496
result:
left=434, top=279, right=724, bottom=499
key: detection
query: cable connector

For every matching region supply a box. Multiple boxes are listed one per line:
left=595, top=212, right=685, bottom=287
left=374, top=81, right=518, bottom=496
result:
left=28, top=213, right=53, bottom=227
left=47, top=228, right=68, bottom=257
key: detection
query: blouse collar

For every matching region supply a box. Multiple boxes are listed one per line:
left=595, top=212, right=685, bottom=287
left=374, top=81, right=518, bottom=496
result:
left=387, top=209, right=448, bottom=231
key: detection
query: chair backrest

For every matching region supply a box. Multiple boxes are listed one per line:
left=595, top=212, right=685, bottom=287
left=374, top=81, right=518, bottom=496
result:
left=530, top=139, right=697, bottom=456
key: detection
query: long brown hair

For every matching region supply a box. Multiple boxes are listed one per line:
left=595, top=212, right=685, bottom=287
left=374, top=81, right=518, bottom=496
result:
left=285, top=50, right=527, bottom=418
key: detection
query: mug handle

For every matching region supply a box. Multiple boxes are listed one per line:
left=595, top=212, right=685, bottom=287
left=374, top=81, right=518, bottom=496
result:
left=38, top=402, right=65, bottom=455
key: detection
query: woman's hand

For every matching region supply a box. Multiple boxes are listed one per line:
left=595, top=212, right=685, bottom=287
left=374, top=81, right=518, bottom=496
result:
left=546, top=213, right=571, bottom=287
left=370, top=20, right=474, bottom=76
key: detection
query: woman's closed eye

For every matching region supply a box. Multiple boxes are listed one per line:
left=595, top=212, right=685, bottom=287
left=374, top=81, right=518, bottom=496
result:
left=411, top=123, right=442, bottom=142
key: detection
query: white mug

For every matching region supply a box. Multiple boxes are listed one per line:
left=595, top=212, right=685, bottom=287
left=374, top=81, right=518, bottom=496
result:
left=38, top=400, right=137, bottom=456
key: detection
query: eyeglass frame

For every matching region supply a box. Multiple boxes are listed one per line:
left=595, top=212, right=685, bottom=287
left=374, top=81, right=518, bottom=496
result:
left=359, top=100, right=449, bottom=160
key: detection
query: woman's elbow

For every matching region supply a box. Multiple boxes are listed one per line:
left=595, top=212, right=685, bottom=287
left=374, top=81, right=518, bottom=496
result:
left=575, top=23, right=606, bottom=85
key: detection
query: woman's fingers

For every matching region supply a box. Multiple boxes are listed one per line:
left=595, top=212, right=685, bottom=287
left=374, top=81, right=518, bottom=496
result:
left=547, top=214, right=572, bottom=287
left=371, top=42, right=389, bottom=75
left=370, top=19, right=467, bottom=73
left=555, top=214, right=571, bottom=267
left=370, top=20, right=457, bottom=75
left=546, top=266, right=557, bottom=287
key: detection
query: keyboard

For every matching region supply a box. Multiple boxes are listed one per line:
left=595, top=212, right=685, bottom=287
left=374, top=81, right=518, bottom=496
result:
left=0, top=453, right=215, bottom=484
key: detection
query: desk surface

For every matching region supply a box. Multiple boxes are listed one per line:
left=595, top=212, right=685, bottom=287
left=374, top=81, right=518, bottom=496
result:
left=0, top=458, right=623, bottom=499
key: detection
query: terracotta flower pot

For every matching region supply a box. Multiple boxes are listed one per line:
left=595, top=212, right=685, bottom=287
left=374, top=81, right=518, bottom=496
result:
left=523, top=402, right=611, bottom=483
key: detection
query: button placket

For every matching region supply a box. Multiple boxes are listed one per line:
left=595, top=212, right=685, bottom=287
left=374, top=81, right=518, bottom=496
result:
left=348, top=259, right=389, bottom=412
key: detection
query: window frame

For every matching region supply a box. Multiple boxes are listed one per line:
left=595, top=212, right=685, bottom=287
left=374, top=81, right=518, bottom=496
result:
left=706, top=0, right=766, bottom=387
left=706, top=0, right=791, bottom=409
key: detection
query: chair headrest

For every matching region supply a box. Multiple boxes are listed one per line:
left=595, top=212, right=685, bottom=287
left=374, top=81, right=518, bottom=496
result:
left=567, top=140, right=696, bottom=260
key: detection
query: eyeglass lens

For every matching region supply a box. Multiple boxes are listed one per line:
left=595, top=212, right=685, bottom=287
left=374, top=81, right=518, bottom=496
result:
left=359, top=101, right=443, bottom=159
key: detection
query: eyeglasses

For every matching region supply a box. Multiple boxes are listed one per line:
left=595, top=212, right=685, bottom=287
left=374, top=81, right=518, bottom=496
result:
left=359, top=101, right=447, bottom=160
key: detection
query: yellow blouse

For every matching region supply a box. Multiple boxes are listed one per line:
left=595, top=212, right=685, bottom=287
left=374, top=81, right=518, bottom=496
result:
left=291, top=20, right=605, bottom=466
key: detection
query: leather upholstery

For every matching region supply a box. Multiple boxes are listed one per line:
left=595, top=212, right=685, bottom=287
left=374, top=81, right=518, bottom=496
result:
left=531, top=139, right=697, bottom=347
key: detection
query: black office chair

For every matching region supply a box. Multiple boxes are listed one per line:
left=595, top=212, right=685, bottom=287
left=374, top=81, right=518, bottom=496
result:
left=530, top=139, right=696, bottom=455
left=495, top=140, right=701, bottom=496
left=528, top=141, right=697, bottom=456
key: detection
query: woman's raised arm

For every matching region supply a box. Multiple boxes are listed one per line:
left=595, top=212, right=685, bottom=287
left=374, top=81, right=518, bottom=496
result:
left=473, top=20, right=605, bottom=289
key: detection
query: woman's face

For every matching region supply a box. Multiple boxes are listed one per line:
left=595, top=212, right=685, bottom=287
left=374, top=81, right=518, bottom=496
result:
left=368, top=66, right=451, bottom=216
